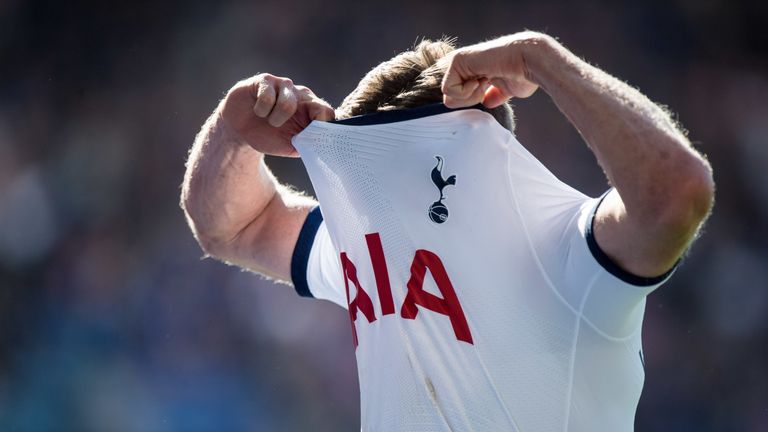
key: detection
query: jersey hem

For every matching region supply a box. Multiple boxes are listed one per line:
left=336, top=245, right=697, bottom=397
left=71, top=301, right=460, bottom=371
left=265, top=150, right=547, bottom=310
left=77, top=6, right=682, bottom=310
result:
left=290, top=206, right=323, bottom=298
left=585, top=189, right=677, bottom=287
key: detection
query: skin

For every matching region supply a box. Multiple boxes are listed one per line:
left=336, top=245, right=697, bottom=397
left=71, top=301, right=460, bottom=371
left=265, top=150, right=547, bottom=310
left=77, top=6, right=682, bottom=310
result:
left=181, top=74, right=332, bottom=280
left=441, top=32, right=714, bottom=276
left=181, top=32, right=714, bottom=283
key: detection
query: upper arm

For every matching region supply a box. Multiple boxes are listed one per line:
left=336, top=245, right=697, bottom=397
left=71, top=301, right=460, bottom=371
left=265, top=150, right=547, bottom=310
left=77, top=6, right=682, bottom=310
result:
left=210, top=185, right=317, bottom=282
left=217, top=195, right=347, bottom=308
left=593, top=183, right=710, bottom=279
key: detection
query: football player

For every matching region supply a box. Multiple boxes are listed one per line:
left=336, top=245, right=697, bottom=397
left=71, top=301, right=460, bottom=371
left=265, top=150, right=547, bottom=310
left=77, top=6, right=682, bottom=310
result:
left=181, top=32, right=713, bottom=431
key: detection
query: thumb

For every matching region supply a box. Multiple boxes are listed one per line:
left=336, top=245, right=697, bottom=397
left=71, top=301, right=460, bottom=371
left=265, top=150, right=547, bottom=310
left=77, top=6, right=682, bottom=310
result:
left=482, top=85, right=510, bottom=108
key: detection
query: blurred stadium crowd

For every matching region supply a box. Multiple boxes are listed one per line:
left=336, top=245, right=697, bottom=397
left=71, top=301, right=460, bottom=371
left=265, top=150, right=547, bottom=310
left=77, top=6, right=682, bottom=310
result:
left=1, top=0, right=766, bottom=430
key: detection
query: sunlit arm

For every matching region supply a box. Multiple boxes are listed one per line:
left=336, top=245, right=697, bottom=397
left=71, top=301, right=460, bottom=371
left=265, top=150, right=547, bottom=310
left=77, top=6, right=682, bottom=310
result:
left=180, top=74, right=332, bottom=281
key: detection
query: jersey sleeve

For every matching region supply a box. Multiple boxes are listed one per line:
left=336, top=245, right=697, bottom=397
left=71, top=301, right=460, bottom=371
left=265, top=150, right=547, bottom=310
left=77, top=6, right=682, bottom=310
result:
left=507, top=142, right=676, bottom=338
left=290, top=206, right=348, bottom=309
left=563, top=190, right=676, bottom=337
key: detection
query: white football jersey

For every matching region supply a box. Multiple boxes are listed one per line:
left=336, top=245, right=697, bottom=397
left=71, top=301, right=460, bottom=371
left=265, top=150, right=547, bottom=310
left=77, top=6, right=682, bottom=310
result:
left=290, top=104, right=674, bottom=432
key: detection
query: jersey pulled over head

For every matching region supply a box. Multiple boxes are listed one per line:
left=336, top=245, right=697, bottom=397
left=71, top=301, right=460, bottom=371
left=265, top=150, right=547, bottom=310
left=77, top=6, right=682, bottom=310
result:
left=289, top=39, right=673, bottom=432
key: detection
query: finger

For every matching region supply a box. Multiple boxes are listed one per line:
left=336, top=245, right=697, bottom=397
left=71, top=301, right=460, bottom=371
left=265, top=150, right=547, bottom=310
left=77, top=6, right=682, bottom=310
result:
left=252, top=79, right=277, bottom=118
left=441, top=54, right=466, bottom=96
left=293, top=85, right=316, bottom=102
left=307, top=99, right=335, bottom=122
left=441, top=52, right=484, bottom=99
left=267, top=82, right=298, bottom=127
left=444, top=78, right=490, bottom=108
left=443, top=77, right=481, bottom=102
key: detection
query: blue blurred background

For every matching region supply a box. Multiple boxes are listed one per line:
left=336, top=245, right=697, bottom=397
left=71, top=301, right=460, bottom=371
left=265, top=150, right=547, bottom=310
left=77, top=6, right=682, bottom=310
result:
left=1, top=0, right=766, bottom=430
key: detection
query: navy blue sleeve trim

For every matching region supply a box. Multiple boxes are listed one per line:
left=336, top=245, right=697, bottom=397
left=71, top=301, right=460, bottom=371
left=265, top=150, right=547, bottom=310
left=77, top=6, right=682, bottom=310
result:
left=585, top=189, right=677, bottom=287
left=290, top=206, right=324, bottom=298
left=331, top=103, right=489, bottom=126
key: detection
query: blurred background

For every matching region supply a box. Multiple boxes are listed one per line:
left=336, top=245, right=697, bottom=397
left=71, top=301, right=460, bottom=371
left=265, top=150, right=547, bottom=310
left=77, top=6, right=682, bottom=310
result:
left=1, top=0, right=766, bottom=430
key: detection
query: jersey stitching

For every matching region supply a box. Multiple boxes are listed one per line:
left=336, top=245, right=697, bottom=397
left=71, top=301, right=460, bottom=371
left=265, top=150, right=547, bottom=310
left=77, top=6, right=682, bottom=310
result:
left=503, top=137, right=581, bottom=318
left=503, top=155, right=643, bottom=342
left=470, top=346, right=523, bottom=431
left=578, top=286, right=644, bottom=342
left=502, top=141, right=637, bottom=429
left=562, top=268, right=601, bottom=431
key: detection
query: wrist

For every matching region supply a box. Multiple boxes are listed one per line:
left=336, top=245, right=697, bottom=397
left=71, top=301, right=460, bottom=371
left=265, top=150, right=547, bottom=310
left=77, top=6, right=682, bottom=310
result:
left=212, top=110, right=260, bottom=154
left=519, top=34, right=572, bottom=89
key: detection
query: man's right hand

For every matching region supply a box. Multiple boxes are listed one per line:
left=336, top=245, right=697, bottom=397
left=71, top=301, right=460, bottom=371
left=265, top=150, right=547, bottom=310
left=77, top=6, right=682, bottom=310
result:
left=220, top=73, right=335, bottom=157
left=182, top=74, right=328, bottom=282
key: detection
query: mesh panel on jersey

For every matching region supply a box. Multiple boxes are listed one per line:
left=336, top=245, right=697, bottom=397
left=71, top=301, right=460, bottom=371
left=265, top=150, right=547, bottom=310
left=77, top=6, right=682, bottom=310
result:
left=294, top=111, right=620, bottom=431
left=310, top=127, right=435, bottom=427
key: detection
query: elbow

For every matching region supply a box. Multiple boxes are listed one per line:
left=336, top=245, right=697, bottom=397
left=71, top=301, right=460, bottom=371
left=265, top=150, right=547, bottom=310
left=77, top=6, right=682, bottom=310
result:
left=676, top=153, right=715, bottom=223
left=180, top=190, right=228, bottom=258
left=657, top=152, right=715, bottom=231
left=195, top=233, right=229, bottom=258
left=190, top=221, right=237, bottom=259
left=689, top=158, right=715, bottom=221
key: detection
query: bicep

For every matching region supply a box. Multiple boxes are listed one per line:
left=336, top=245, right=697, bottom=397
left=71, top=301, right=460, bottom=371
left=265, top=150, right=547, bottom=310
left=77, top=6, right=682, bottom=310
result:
left=219, top=186, right=317, bottom=282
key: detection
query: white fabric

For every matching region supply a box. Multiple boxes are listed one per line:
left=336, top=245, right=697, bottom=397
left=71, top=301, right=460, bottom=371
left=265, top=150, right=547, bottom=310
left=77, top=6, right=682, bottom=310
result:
left=305, top=221, right=347, bottom=307
left=292, top=108, right=670, bottom=432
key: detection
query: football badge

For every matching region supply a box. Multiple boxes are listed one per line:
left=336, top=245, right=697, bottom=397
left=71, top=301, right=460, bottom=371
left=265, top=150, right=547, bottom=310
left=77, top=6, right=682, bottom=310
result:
left=428, top=156, right=456, bottom=224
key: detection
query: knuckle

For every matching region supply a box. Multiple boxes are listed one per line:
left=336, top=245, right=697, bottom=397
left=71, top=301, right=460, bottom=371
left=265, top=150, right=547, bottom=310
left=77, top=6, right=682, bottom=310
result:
left=258, top=92, right=276, bottom=107
left=294, top=85, right=311, bottom=94
left=276, top=97, right=294, bottom=112
left=232, top=79, right=248, bottom=90
left=258, top=81, right=275, bottom=95
left=229, top=78, right=253, bottom=95
left=257, top=72, right=276, bottom=81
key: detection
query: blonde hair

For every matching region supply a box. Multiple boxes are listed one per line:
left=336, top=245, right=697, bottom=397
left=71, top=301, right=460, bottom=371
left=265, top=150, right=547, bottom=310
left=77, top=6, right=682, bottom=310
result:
left=336, top=38, right=514, bottom=131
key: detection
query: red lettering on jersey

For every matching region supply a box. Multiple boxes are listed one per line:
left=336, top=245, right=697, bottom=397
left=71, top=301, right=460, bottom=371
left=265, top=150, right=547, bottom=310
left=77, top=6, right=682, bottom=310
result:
left=339, top=234, right=473, bottom=346
left=340, top=252, right=376, bottom=347
left=365, top=233, right=395, bottom=316
left=401, top=250, right=474, bottom=344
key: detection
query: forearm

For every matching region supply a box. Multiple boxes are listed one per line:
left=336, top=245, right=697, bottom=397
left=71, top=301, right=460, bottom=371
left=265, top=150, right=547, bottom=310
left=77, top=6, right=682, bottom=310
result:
left=181, top=110, right=279, bottom=252
left=526, top=38, right=713, bottom=220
